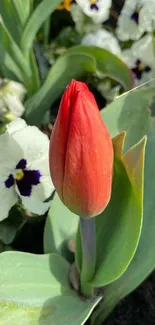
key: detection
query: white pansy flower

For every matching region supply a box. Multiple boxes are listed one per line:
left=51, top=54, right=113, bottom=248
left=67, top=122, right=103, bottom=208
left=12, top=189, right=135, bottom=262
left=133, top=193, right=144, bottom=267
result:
left=75, top=0, right=112, bottom=23
left=81, top=29, right=121, bottom=56
left=121, top=34, right=155, bottom=86
left=0, top=79, right=26, bottom=118
left=116, top=0, right=155, bottom=41
left=0, top=118, right=54, bottom=221
left=71, top=3, right=102, bottom=34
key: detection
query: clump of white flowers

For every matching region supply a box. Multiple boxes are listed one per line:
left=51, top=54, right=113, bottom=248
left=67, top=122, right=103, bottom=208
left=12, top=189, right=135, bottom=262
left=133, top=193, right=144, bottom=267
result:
left=72, top=0, right=155, bottom=87
left=0, top=79, right=26, bottom=119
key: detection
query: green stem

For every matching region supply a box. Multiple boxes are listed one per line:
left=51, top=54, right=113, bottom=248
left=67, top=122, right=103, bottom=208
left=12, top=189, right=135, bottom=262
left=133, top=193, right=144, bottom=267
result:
left=152, top=28, right=155, bottom=61
left=80, top=217, right=96, bottom=297
left=44, top=17, right=51, bottom=47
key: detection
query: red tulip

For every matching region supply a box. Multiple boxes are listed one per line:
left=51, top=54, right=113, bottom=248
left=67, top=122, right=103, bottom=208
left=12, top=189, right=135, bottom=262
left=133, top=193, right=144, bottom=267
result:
left=49, top=80, right=113, bottom=217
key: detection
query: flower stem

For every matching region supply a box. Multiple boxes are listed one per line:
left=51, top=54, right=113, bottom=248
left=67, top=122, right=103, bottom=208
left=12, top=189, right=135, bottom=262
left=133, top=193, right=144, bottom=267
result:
left=80, top=217, right=96, bottom=297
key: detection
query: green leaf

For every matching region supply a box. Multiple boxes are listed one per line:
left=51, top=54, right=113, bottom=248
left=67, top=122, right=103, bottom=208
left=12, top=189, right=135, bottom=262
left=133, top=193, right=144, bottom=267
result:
left=0, top=0, right=22, bottom=45
left=44, top=193, right=79, bottom=261
left=91, top=86, right=155, bottom=324
left=0, top=251, right=101, bottom=325
left=76, top=132, right=146, bottom=287
left=12, top=0, right=33, bottom=25
left=0, top=206, right=24, bottom=245
left=0, top=22, right=39, bottom=94
left=21, top=0, right=62, bottom=57
left=24, top=45, right=132, bottom=126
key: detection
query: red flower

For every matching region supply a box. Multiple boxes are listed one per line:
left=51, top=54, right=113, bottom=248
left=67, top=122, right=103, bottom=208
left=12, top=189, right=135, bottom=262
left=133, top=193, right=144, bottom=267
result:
left=49, top=80, right=113, bottom=217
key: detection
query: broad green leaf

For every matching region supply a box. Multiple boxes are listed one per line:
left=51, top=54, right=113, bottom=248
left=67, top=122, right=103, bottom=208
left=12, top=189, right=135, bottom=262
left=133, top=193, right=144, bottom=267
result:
left=44, top=193, right=79, bottom=261
left=76, top=133, right=146, bottom=287
left=91, top=86, right=155, bottom=324
left=0, top=252, right=101, bottom=325
left=21, top=0, right=62, bottom=57
left=24, top=46, right=132, bottom=126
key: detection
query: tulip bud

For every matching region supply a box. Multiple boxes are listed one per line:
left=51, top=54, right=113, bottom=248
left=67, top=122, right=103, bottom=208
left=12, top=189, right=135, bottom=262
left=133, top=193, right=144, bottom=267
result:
left=49, top=79, right=113, bottom=217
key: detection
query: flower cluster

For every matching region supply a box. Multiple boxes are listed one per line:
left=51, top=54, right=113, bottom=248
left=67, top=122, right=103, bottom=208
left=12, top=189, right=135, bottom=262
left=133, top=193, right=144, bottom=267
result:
left=0, top=79, right=26, bottom=120
left=68, top=0, right=155, bottom=88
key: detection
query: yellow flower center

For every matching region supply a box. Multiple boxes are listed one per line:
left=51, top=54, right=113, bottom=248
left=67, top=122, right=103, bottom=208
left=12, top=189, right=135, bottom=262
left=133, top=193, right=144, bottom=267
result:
left=57, top=0, right=73, bottom=11
left=138, top=64, right=144, bottom=71
left=136, top=8, right=140, bottom=14
left=90, top=0, right=97, bottom=4
left=15, top=170, right=24, bottom=181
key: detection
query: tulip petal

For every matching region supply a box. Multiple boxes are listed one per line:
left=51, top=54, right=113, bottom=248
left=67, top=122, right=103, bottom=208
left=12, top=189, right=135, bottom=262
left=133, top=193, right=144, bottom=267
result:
left=50, top=80, right=113, bottom=217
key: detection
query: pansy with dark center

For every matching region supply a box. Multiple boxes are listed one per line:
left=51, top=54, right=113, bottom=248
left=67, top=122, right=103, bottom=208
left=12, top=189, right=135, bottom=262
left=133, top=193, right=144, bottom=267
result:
left=90, top=0, right=99, bottom=10
left=130, top=6, right=142, bottom=24
left=131, top=59, right=151, bottom=80
left=4, top=158, right=41, bottom=197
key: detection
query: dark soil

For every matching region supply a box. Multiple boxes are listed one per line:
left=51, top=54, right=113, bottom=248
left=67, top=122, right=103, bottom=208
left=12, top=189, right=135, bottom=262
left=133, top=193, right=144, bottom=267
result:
left=103, top=271, right=155, bottom=325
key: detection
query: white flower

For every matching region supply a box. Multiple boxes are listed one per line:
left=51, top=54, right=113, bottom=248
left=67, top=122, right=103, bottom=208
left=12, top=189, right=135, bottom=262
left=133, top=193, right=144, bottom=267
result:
left=0, top=79, right=26, bottom=117
left=0, top=118, right=54, bottom=221
left=71, top=3, right=102, bottom=34
left=121, top=34, right=155, bottom=86
left=81, top=29, right=121, bottom=56
left=116, top=0, right=155, bottom=41
left=75, top=0, right=112, bottom=23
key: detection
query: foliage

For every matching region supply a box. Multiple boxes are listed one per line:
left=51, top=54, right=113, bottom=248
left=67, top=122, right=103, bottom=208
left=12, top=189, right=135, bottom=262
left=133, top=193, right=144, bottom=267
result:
left=0, top=0, right=155, bottom=325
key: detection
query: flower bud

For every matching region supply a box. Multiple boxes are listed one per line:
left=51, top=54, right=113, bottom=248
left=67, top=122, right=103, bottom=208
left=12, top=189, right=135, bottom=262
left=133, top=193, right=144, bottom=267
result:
left=49, top=80, right=113, bottom=217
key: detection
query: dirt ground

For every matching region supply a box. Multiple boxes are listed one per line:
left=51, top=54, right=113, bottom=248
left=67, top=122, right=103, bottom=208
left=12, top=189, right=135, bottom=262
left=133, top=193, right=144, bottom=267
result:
left=104, top=271, right=155, bottom=325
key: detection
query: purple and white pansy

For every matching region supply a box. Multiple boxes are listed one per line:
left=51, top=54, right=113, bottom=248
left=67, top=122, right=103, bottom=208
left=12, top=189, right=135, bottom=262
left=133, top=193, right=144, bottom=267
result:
left=0, top=118, right=54, bottom=221
left=75, top=0, right=112, bottom=23
left=122, top=34, right=155, bottom=86
left=116, top=0, right=155, bottom=41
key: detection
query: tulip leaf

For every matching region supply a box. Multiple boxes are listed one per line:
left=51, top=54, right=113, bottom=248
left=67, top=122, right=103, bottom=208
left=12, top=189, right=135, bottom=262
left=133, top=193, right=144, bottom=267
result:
left=0, top=206, right=23, bottom=245
left=0, top=0, right=22, bottom=45
left=24, top=46, right=132, bottom=126
left=21, top=0, right=62, bottom=57
left=76, top=132, right=146, bottom=288
left=0, top=251, right=101, bottom=325
left=44, top=193, right=79, bottom=262
left=90, top=86, right=155, bottom=324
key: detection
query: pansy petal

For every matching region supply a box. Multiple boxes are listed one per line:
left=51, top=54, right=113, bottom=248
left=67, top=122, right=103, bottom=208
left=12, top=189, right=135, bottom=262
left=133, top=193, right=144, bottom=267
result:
left=0, top=183, right=18, bottom=221
left=6, top=118, right=27, bottom=134
left=7, top=122, right=49, bottom=167
left=21, top=195, right=51, bottom=215
left=82, top=29, right=121, bottom=56
left=0, top=133, right=23, bottom=170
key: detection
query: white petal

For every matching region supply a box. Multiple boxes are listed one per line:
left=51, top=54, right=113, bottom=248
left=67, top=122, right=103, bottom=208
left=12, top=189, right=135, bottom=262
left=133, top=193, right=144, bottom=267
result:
left=0, top=179, right=18, bottom=221
left=21, top=195, right=51, bottom=215
left=82, top=29, right=121, bottom=56
left=0, top=132, right=23, bottom=170
left=7, top=121, right=49, bottom=167
left=6, top=118, right=27, bottom=134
